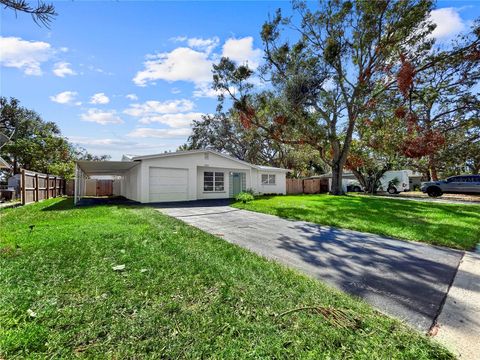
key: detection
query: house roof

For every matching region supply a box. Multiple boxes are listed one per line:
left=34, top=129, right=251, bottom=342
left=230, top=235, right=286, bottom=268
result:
left=126, top=150, right=291, bottom=172
left=0, top=156, right=11, bottom=169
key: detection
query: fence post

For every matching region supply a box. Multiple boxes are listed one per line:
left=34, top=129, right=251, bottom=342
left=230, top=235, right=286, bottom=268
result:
left=46, top=174, right=50, bottom=199
left=34, top=173, right=39, bottom=202
left=21, top=169, right=26, bottom=205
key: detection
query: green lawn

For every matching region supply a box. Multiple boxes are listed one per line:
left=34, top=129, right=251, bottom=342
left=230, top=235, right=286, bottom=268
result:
left=0, top=198, right=451, bottom=359
left=232, top=194, right=480, bottom=250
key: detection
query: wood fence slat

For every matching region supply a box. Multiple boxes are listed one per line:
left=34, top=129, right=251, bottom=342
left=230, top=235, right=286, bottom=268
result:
left=21, top=169, right=26, bottom=205
left=35, top=173, right=39, bottom=201
left=46, top=175, right=50, bottom=199
left=286, top=178, right=329, bottom=195
left=19, top=169, right=64, bottom=206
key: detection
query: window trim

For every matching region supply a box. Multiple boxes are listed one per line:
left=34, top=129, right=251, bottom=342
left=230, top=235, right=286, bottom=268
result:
left=203, top=171, right=225, bottom=192
left=261, top=173, right=276, bottom=185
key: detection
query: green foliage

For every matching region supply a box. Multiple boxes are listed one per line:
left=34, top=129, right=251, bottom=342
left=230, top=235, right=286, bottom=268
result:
left=215, top=0, right=439, bottom=194
left=402, top=20, right=480, bottom=179
left=235, top=191, right=255, bottom=203
left=0, top=97, right=110, bottom=179
left=0, top=198, right=453, bottom=358
left=0, top=0, right=56, bottom=27
left=186, top=111, right=326, bottom=176
left=388, top=177, right=401, bottom=188
left=1, top=97, right=72, bottom=176
left=233, top=194, right=480, bottom=250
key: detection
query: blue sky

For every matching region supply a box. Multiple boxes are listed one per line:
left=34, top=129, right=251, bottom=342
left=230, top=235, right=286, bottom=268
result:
left=1, top=1, right=479, bottom=160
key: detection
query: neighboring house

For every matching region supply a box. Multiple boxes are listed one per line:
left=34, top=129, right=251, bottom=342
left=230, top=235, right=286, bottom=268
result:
left=75, top=150, right=290, bottom=204
left=0, top=156, right=11, bottom=184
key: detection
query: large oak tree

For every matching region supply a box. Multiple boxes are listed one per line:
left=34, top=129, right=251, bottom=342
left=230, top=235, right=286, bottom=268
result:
left=214, top=0, right=438, bottom=194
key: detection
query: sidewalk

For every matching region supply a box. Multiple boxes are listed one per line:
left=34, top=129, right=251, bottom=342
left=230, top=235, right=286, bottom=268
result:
left=434, top=252, right=480, bottom=359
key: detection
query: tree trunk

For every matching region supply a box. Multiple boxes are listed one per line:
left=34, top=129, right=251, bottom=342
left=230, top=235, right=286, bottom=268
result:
left=330, top=163, right=344, bottom=195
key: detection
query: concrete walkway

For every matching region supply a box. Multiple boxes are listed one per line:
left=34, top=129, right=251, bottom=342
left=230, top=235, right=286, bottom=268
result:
left=0, top=201, right=20, bottom=210
left=154, top=200, right=464, bottom=333
left=435, top=252, right=480, bottom=359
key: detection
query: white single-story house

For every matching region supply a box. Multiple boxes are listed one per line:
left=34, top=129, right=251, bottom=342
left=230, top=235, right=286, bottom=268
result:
left=74, top=149, right=290, bottom=204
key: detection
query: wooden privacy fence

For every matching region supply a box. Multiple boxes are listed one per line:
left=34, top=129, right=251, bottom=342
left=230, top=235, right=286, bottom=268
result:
left=286, top=178, right=329, bottom=195
left=20, top=169, right=65, bottom=205
left=286, top=179, right=303, bottom=194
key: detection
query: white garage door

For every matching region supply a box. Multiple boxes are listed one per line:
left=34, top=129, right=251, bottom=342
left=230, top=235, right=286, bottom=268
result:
left=149, top=167, right=188, bottom=202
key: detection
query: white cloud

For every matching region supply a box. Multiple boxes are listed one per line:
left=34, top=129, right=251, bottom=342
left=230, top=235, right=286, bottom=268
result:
left=127, top=127, right=191, bottom=138
left=134, top=36, right=262, bottom=97
left=187, top=37, right=219, bottom=54
left=86, top=65, right=113, bottom=76
left=429, top=8, right=466, bottom=40
left=137, top=112, right=204, bottom=127
left=222, top=37, right=262, bottom=70
left=50, top=91, right=79, bottom=105
left=89, top=92, right=110, bottom=105
left=80, top=109, right=124, bottom=125
left=52, top=62, right=76, bottom=77
left=68, top=136, right=136, bottom=147
left=171, top=88, right=181, bottom=94
left=124, top=99, right=195, bottom=117
left=133, top=47, right=213, bottom=87
left=193, top=84, right=231, bottom=98
left=126, top=93, right=138, bottom=101
left=171, top=36, right=219, bottom=53
left=171, top=36, right=188, bottom=42
left=0, top=36, right=52, bottom=75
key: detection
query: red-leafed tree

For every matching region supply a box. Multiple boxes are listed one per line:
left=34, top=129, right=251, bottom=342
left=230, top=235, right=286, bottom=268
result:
left=214, top=0, right=438, bottom=194
left=396, top=21, right=480, bottom=180
left=345, top=98, right=409, bottom=193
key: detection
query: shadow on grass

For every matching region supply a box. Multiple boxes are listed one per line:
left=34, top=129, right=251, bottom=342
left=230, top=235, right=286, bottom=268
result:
left=41, top=197, right=75, bottom=211
left=42, top=196, right=141, bottom=211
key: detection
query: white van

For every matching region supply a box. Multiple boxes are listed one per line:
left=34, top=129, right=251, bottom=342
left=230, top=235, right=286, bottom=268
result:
left=378, top=170, right=411, bottom=194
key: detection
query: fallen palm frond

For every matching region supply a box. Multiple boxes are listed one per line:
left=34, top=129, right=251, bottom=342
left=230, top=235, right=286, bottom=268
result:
left=274, top=306, right=360, bottom=329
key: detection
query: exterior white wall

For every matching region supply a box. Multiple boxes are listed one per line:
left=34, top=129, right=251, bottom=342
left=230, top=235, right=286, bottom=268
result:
left=251, top=168, right=287, bottom=195
left=122, top=152, right=287, bottom=203
left=196, top=166, right=252, bottom=200
left=122, top=163, right=141, bottom=202
left=138, top=152, right=251, bottom=203
left=112, top=179, right=122, bottom=196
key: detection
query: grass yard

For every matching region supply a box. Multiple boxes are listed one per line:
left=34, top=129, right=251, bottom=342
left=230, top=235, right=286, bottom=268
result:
left=232, top=194, right=480, bottom=250
left=0, top=198, right=452, bottom=359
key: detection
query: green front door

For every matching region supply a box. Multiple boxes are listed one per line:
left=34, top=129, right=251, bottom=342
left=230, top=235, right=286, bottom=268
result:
left=232, top=173, right=242, bottom=196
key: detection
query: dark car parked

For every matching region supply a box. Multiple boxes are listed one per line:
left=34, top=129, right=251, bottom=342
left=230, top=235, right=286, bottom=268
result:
left=420, top=175, right=480, bottom=197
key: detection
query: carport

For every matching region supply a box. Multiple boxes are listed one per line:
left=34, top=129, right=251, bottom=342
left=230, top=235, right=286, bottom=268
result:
left=74, top=160, right=140, bottom=205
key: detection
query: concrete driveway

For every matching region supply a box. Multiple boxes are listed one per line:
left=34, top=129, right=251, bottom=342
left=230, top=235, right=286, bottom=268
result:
left=154, top=200, right=463, bottom=332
